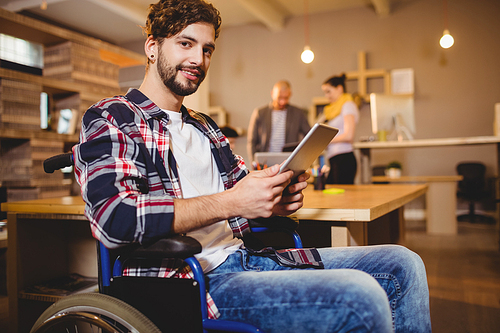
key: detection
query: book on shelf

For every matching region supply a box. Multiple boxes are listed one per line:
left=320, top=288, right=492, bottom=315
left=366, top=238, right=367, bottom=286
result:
left=21, top=273, right=98, bottom=302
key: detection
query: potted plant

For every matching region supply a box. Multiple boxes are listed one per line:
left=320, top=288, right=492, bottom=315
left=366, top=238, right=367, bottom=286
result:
left=385, top=161, right=402, bottom=178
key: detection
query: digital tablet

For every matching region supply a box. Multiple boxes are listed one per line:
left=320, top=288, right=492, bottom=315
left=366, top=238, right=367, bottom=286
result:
left=254, top=152, right=291, bottom=167
left=279, top=123, right=339, bottom=177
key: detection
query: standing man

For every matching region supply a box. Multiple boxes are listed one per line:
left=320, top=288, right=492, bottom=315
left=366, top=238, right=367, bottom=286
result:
left=74, top=1, right=431, bottom=332
left=247, top=80, right=311, bottom=162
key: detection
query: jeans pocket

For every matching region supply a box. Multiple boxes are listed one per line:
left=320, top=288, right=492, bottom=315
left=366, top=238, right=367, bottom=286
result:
left=238, top=249, right=263, bottom=272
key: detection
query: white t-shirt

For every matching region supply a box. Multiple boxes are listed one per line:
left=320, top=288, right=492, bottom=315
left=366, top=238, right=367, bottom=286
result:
left=164, top=110, right=243, bottom=273
left=325, top=101, right=359, bottom=159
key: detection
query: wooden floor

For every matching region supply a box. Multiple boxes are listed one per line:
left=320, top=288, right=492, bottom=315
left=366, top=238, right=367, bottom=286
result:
left=401, top=219, right=500, bottom=332
left=0, top=220, right=499, bottom=332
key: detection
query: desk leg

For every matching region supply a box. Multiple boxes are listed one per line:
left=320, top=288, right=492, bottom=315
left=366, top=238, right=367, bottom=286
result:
left=359, top=148, right=372, bottom=184
left=301, top=213, right=403, bottom=248
left=7, top=213, right=18, bottom=333
left=346, top=223, right=368, bottom=246
left=330, top=226, right=351, bottom=247
left=344, top=209, right=403, bottom=246
left=398, top=208, right=405, bottom=243
left=368, top=209, right=403, bottom=244
left=426, top=182, right=458, bottom=234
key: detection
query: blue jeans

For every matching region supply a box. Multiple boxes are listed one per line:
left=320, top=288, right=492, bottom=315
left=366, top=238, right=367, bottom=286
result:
left=206, top=245, right=431, bottom=333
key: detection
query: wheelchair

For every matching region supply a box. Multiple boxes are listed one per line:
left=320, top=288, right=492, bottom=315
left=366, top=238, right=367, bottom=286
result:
left=30, top=153, right=303, bottom=333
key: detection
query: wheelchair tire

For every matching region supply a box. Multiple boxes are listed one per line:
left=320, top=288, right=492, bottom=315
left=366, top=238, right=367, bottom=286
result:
left=30, top=292, right=161, bottom=333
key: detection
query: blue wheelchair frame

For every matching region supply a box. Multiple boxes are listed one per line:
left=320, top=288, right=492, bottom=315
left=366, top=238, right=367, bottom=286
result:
left=44, top=152, right=303, bottom=333
left=101, top=225, right=302, bottom=333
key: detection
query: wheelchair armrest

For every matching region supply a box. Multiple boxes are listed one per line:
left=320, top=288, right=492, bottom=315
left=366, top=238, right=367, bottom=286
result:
left=100, top=236, right=202, bottom=291
left=249, top=216, right=299, bottom=231
left=128, top=235, right=202, bottom=260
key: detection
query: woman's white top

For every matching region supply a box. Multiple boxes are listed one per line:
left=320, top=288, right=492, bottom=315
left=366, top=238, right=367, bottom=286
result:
left=325, top=101, right=359, bottom=159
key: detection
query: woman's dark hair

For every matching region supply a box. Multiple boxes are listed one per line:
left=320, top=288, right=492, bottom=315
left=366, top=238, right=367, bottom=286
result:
left=143, top=0, right=221, bottom=41
left=323, top=73, right=347, bottom=91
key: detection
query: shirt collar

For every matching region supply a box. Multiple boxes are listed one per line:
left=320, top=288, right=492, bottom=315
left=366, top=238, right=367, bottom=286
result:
left=125, top=88, right=191, bottom=122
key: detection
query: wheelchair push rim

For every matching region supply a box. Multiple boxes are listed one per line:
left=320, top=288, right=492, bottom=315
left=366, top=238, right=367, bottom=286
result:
left=30, top=293, right=161, bottom=333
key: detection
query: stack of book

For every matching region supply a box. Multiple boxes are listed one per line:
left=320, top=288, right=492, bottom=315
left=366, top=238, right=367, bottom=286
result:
left=21, top=273, right=98, bottom=303
left=0, top=139, right=71, bottom=201
left=0, top=78, right=42, bottom=130
left=44, top=41, right=121, bottom=97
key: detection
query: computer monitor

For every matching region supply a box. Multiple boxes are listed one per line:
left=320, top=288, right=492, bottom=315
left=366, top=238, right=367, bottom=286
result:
left=370, top=93, right=415, bottom=141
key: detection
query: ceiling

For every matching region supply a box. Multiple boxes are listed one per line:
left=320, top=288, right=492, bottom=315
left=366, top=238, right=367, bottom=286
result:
left=0, top=0, right=395, bottom=45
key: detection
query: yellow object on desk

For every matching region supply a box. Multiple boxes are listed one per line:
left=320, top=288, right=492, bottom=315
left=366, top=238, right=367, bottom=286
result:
left=322, top=188, right=345, bottom=194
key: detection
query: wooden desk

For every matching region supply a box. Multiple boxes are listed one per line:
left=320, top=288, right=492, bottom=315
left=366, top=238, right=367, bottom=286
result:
left=372, top=176, right=462, bottom=234
left=355, top=136, right=500, bottom=149
left=2, top=196, right=92, bottom=333
left=291, top=184, right=427, bottom=247
left=1, top=188, right=426, bottom=330
left=354, top=136, right=500, bottom=184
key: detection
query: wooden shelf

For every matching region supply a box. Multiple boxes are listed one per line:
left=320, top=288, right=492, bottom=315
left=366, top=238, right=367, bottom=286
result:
left=1, top=196, right=86, bottom=215
left=0, top=67, right=110, bottom=106
left=0, top=68, right=76, bottom=93
left=0, top=7, right=145, bottom=68
left=5, top=210, right=96, bottom=332
left=20, top=274, right=98, bottom=303
left=0, top=7, right=145, bottom=203
left=0, top=128, right=79, bottom=143
left=0, top=10, right=143, bottom=332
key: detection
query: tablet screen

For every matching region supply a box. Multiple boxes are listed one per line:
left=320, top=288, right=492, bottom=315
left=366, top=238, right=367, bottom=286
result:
left=278, top=123, right=339, bottom=176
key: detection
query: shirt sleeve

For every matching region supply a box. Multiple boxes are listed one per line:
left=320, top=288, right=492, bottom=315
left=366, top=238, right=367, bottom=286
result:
left=298, top=107, right=312, bottom=136
left=246, top=108, right=260, bottom=161
left=341, top=101, right=360, bottom=123
left=74, top=105, right=175, bottom=249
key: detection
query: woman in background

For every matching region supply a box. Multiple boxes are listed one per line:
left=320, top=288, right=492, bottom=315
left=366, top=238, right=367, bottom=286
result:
left=320, top=73, right=359, bottom=184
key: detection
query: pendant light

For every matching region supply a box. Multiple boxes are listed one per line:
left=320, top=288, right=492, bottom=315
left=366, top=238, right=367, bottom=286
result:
left=300, top=0, right=314, bottom=63
left=439, top=0, right=454, bottom=49
left=41, top=0, right=47, bottom=10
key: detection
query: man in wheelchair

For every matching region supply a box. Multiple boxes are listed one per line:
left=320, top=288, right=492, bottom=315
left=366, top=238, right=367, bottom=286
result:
left=72, top=0, right=431, bottom=331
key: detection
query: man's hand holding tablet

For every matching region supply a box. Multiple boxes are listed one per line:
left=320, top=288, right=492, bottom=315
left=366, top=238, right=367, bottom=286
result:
left=279, top=123, right=339, bottom=179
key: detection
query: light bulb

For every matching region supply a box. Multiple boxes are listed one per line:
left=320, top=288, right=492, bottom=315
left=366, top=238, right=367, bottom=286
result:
left=301, top=46, right=314, bottom=64
left=440, top=29, right=454, bottom=49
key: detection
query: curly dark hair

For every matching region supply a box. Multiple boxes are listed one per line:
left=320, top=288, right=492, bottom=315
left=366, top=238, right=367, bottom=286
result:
left=143, top=0, right=221, bottom=41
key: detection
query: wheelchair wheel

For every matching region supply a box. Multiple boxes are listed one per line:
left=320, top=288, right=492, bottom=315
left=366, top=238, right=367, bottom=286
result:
left=30, top=293, right=161, bottom=333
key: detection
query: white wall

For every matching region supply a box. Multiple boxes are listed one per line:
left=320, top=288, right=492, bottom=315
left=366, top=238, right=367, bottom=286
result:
left=118, top=0, right=500, bottom=179
left=208, top=0, right=500, bottom=177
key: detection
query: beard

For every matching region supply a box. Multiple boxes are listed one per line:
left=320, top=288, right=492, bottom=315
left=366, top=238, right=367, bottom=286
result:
left=157, top=49, right=206, bottom=97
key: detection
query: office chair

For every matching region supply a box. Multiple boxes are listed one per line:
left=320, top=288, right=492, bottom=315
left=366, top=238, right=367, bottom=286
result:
left=32, top=152, right=303, bottom=332
left=456, top=162, right=496, bottom=224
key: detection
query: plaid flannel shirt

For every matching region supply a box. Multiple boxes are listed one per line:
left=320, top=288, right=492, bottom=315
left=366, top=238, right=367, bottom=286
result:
left=74, top=89, right=322, bottom=319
